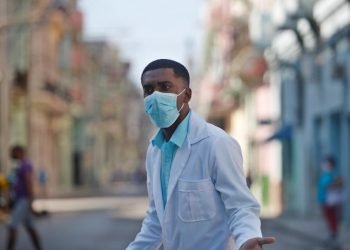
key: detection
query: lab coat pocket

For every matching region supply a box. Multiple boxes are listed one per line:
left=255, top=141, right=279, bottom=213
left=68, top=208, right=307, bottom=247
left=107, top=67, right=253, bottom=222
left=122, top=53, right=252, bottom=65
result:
left=177, top=178, right=216, bottom=222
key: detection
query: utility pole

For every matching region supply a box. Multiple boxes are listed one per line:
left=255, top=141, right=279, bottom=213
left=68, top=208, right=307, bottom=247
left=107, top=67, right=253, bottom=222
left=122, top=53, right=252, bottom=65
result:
left=0, top=0, right=10, bottom=173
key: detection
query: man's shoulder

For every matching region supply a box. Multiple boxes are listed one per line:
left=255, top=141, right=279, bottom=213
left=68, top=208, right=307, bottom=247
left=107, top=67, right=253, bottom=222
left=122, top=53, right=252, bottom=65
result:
left=205, top=122, right=237, bottom=142
left=188, top=111, right=239, bottom=145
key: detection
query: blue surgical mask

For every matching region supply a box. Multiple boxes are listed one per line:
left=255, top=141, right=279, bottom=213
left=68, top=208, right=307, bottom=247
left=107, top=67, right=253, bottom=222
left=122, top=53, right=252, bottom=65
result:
left=144, top=89, right=186, bottom=128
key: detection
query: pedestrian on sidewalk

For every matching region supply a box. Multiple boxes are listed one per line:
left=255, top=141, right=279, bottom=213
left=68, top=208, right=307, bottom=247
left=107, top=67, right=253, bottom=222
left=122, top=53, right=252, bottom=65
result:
left=127, top=59, right=275, bottom=250
left=317, top=155, right=344, bottom=242
left=6, top=145, right=42, bottom=250
left=37, top=167, right=48, bottom=198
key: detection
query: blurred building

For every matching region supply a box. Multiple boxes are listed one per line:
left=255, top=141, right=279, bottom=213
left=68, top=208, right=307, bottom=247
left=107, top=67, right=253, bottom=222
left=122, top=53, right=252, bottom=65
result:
left=1, top=0, right=71, bottom=193
left=198, top=0, right=282, bottom=215
left=83, top=41, right=149, bottom=187
left=0, top=0, right=149, bottom=195
left=251, top=0, right=350, bottom=225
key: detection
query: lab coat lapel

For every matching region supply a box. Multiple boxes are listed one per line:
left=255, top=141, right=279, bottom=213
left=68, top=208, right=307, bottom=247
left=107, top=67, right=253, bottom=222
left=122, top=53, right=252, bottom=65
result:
left=152, top=149, right=164, bottom=222
left=166, top=112, right=208, bottom=205
left=166, top=140, right=191, bottom=205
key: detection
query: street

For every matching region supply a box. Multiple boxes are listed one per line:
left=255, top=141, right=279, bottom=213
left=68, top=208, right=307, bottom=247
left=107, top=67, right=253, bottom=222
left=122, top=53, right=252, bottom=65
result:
left=262, top=219, right=328, bottom=250
left=1, top=195, right=346, bottom=250
left=0, top=196, right=148, bottom=250
left=1, top=210, right=142, bottom=250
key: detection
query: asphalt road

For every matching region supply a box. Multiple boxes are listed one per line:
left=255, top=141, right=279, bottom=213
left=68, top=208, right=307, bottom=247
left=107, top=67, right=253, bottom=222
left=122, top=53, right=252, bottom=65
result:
left=0, top=196, right=341, bottom=250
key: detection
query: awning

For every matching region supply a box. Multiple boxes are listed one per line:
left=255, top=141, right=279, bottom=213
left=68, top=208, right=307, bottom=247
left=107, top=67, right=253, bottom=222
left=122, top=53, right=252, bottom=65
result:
left=264, top=125, right=292, bottom=143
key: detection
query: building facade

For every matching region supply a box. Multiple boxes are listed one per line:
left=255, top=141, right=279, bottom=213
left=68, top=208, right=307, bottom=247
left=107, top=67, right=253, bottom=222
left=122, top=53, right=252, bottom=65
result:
left=199, top=0, right=282, bottom=215
left=83, top=41, right=149, bottom=187
left=251, top=0, right=350, bottom=225
left=0, top=0, right=150, bottom=195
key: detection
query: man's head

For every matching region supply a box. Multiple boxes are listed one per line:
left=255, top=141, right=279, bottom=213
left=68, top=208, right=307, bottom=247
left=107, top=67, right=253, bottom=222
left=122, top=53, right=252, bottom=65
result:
left=10, top=145, right=26, bottom=160
left=322, top=155, right=336, bottom=171
left=141, top=59, right=192, bottom=128
left=141, top=59, right=190, bottom=88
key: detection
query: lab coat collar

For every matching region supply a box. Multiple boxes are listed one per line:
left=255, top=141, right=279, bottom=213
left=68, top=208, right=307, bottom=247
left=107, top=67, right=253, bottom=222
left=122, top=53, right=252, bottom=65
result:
left=186, top=111, right=209, bottom=145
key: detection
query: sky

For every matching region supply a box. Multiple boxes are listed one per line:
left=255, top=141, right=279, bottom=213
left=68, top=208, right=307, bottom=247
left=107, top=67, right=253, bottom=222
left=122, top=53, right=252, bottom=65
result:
left=78, top=0, right=206, bottom=84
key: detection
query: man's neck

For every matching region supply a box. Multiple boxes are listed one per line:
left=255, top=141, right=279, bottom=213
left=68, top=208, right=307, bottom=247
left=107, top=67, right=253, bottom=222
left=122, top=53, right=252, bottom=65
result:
left=162, top=109, right=190, bottom=141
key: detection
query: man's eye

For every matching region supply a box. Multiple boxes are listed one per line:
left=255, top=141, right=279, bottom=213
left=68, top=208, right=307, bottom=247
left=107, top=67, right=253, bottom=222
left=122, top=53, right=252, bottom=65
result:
left=144, top=88, right=153, bottom=95
left=161, top=85, right=171, bottom=90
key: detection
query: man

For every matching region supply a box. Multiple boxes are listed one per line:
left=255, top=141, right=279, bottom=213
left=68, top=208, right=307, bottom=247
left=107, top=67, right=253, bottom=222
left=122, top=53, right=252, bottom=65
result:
left=6, top=146, right=42, bottom=250
left=127, top=59, right=275, bottom=250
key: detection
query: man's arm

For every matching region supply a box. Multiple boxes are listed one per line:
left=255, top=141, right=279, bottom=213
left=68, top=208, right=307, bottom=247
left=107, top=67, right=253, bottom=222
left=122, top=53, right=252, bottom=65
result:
left=126, top=179, right=162, bottom=250
left=211, top=135, right=275, bottom=250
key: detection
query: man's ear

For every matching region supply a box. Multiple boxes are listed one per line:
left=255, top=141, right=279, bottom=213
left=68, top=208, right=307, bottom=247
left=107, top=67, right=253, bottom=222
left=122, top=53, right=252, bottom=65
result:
left=185, top=88, right=192, bottom=103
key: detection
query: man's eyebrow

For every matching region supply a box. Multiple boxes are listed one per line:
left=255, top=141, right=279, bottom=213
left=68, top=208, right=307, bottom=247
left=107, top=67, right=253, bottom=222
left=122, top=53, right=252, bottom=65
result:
left=143, top=81, right=172, bottom=87
left=142, top=82, right=154, bottom=88
left=157, top=81, right=172, bottom=85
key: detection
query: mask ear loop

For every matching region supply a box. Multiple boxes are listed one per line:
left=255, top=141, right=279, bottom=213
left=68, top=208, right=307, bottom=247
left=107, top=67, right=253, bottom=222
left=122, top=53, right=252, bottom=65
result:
left=177, top=88, right=187, bottom=97
left=177, top=88, right=187, bottom=112
left=178, top=103, right=185, bottom=112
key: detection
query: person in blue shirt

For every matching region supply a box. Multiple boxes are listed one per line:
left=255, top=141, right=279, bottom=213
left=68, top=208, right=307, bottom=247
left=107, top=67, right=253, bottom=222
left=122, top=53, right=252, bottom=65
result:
left=127, top=59, right=275, bottom=250
left=317, top=156, right=344, bottom=240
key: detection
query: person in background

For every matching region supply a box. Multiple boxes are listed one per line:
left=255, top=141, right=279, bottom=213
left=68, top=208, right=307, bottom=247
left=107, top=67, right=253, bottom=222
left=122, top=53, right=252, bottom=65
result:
left=317, top=155, right=344, bottom=242
left=37, top=167, right=48, bottom=198
left=0, top=172, right=10, bottom=217
left=127, top=59, right=275, bottom=250
left=6, top=145, right=42, bottom=250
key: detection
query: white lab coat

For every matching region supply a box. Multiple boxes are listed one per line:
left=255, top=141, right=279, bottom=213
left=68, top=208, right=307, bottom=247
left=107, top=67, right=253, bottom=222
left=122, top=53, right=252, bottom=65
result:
left=127, top=111, right=262, bottom=250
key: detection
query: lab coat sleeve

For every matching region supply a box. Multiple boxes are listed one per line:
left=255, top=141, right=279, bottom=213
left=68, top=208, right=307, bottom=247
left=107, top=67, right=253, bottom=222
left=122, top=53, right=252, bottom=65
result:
left=126, top=155, right=162, bottom=249
left=212, top=135, right=262, bottom=250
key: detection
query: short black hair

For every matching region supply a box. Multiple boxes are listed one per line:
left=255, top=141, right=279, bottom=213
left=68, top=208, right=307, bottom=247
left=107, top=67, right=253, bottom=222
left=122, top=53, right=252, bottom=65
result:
left=11, top=145, right=26, bottom=158
left=11, top=145, right=25, bottom=153
left=141, top=59, right=190, bottom=86
left=324, top=155, right=336, bottom=167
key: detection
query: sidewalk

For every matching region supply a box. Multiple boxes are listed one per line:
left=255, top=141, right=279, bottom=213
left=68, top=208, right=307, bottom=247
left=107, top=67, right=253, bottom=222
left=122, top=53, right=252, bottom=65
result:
left=46, top=181, right=148, bottom=199
left=268, top=215, right=350, bottom=249
left=0, top=182, right=148, bottom=224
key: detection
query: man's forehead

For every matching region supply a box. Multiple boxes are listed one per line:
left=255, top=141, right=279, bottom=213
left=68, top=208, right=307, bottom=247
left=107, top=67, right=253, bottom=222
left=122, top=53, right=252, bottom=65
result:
left=142, top=68, right=177, bottom=84
left=143, top=68, right=175, bottom=78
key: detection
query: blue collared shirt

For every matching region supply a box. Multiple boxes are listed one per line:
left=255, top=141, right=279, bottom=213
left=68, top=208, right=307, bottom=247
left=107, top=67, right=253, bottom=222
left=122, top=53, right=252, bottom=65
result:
left=152, top=111, right=191, bottom=208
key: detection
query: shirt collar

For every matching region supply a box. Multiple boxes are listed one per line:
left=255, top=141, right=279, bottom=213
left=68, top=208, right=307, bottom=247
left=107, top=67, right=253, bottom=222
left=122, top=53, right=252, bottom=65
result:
left=152, top=110, right=191, bottom=148
left=152, top=130, right=164, bottom=148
